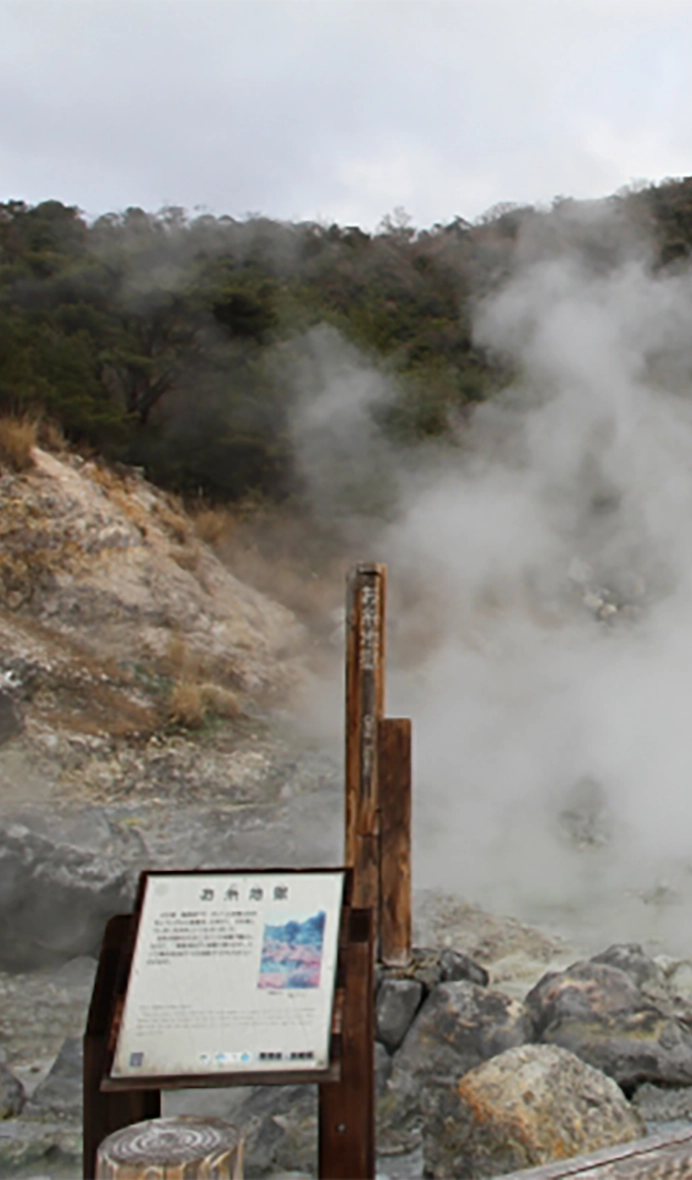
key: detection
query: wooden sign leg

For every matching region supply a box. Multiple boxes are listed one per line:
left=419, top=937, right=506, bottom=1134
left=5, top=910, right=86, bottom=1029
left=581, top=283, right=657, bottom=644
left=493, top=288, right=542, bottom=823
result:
left=83, top=916, right=160, bottom=1180
left=318, top=908, right=375, bottom=1180
left=378, top=717, right=412, bottom=967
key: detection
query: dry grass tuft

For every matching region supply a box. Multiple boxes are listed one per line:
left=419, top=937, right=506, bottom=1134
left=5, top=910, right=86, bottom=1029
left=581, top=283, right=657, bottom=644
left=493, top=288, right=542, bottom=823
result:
left=200, top=682, right=243, bottom=719
left=167, top=676, right=243, bottom=728
left=193, top=506, right=234, bottom=547
left=168, top=678, right=207, bottom=728
left=165, top=629, right=244, bottom=728
left=0, top=415, right=38, bottom=472
left=154, top=496, right=192, bottom=544
left=165, top=630, right=196, bottom=677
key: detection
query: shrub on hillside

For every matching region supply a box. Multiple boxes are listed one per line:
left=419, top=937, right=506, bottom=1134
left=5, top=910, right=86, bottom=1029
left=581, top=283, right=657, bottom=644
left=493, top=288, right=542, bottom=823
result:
left=167, top=679, right=206, bottom=729
left=167, top=677, right=243, bottom=729
left=0, top=416, right=37, bottom=472
left=193, top=506, right=233, bottom=547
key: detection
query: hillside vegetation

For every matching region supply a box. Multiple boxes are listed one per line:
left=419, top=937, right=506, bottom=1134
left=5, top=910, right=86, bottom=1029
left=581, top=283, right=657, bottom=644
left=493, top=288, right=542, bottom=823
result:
left=3, top=179, right=692, bottom=511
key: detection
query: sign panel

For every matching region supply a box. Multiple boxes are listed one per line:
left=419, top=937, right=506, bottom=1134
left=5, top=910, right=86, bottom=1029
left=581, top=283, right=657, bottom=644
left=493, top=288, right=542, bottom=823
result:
left=110, top=870, right=345, bottom=1080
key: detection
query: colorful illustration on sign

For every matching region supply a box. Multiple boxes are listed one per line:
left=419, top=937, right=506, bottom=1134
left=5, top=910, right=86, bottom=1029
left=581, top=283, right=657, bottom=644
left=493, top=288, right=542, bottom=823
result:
left=257, top=911, right=326, bottom=989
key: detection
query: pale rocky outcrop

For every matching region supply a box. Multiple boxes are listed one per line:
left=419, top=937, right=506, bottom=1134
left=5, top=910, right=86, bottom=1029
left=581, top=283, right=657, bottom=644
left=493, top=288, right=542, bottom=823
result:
left=2, top=448, right=305, bottom=696
left=422, top=1043, right=644, bottom=1179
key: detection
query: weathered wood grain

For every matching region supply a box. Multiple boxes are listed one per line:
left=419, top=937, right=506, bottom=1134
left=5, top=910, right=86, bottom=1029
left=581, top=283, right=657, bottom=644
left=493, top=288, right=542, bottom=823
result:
left=83, top=915, right=160, bottom=1180
left=501, top=1128, right=692, bottom=1180
left=318, top=907, right=375, bottom=1179
left=345, top=564, right=386, bottom=915
left=378, top=716, right=412, bottom=966
left=95, top=1114, right=243, bottom=1179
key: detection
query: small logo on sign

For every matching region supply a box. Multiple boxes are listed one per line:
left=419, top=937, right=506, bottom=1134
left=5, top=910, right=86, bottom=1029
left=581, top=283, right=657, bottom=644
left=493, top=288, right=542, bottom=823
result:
left=129, top=1052, right=144, bottom=1068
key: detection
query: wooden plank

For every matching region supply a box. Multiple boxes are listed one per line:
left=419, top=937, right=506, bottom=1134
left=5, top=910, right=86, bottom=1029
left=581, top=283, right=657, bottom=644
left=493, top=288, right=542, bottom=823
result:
left=345, top=564, right=386, bottom=915
left=318, top=907, right=375, bottom=1180
left=83, top=915, right=160, bottom=1180
left=378, top=717, right=412, bottom=966
left=101, top=1061, right=341, bottom=1092
left=500, top=1127, right=692, bottom=1179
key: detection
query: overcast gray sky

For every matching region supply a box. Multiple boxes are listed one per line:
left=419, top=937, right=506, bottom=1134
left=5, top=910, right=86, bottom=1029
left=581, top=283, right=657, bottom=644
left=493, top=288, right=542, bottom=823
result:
left=3, top=0, right=692, bottom=228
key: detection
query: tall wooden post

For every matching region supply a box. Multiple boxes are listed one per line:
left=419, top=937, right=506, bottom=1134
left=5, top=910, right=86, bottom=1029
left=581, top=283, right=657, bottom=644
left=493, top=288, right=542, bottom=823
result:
left=345, top=564, right=386, bottom=921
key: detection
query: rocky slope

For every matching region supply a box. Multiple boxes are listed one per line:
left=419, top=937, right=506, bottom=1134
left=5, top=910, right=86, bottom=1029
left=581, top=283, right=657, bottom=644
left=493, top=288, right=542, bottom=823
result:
left=0, top=444, right=349, bottom=1172
left=0, top=443, right=331, bottom=833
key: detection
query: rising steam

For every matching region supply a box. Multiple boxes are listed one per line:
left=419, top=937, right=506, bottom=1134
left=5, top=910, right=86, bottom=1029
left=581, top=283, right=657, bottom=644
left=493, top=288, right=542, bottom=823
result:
left=292, top=245, right=692, bottom=954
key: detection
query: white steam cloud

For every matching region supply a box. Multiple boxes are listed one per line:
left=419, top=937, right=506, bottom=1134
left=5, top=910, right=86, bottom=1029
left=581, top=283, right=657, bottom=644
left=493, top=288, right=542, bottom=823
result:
left=293, top=255, right=692, bottom=954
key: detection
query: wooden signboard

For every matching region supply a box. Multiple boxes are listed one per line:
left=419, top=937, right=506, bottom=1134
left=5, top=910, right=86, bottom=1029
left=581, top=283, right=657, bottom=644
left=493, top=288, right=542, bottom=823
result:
left=105, top=869, right=345, bottom=1089
left=84, top=868, right=374, bottom=1180
left=345, top=564, right=412, bottom=966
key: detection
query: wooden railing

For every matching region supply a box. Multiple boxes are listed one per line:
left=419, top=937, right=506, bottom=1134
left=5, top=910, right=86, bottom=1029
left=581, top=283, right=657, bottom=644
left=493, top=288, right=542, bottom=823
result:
left=501, top=1127, right=692, bottom=1179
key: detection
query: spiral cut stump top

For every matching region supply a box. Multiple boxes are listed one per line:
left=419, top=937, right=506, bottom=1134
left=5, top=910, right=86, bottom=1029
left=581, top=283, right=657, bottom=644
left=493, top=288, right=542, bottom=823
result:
left=95, top=1115, right=244, bottom=1180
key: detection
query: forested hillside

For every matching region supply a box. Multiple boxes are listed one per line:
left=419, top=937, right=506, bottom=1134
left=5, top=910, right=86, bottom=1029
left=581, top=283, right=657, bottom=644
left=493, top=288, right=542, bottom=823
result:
left=2, top=178, right=692, bottom=507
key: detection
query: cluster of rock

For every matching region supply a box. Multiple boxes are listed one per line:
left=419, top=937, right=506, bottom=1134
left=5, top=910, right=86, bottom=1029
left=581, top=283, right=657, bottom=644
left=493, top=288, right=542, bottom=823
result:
left=167, top=941, right=692, bottom=1179
left=3, top=740, right=692, bottom=1176
left=373, top=943, right=655, bottom=1178
left=6, top=933, right=692, bottom=1177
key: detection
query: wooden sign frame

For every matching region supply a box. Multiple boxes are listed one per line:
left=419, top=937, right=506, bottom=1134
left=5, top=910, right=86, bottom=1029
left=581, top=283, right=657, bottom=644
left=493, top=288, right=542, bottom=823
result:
left=83, top=562, right=413, bottom=1179
left=102, top=867, right=346, bottom=1091
left=83, top=867, right=374, bottom=1180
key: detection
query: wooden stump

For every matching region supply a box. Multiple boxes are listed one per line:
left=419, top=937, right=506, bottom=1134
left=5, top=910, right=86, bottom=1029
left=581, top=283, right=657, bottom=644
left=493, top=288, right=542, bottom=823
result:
left=95, top=1115, right=243, bottom=1179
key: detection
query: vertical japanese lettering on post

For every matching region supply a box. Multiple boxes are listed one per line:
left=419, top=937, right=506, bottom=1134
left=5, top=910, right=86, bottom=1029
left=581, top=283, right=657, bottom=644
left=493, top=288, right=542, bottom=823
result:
left=111, top=870, right=345, bottom=1078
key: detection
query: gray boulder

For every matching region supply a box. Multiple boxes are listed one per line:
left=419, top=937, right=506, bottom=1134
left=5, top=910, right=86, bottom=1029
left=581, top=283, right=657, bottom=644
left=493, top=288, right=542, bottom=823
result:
left=30, top=1037, right=82, bottom=1117
left=376, top=979, right=423, bottom=1053
left=526, top=959, right=692, bottom=1088
left=0, top=1117, right=81, bottom=1174
left=591, top=943, right=665, bottom=991
left=374, top=1041, right=393, bottom=1096
left=379, top=945, right=489, bottom=994
left=0, top=1063, right=24, bottom=1118
left=439, top=948, right=489, bottom=987
left=422, top=1043, right=644, bottom=1178
left=228, top=1085, right=316, bottom=1178
left=666, top=960, right=692, bottom=1005
left=632, top=1081, right=692, bottom=1127
left=0, top=822, right=135, bottom=968
left=378, top=980, right=531, bottom=1153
